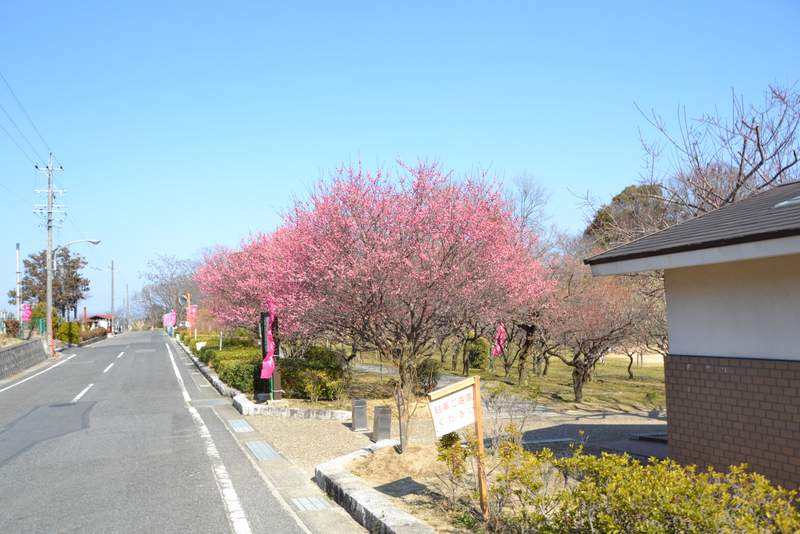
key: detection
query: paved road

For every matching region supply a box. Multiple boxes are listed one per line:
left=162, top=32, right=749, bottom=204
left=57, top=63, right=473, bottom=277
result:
left=0, top=331, right=354, bottom=534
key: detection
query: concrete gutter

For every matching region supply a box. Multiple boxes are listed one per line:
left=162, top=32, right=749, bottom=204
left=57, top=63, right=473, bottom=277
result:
left=174, top=339, right=244, bottom=398
left=315, top=441, right=436, bottom=534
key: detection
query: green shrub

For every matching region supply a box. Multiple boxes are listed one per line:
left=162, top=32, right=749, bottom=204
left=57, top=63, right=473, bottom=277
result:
left=444, top=429, right=800, bottom=533
left=296, top=369, right=345, bottom=402
left=56, top=321, right=81, bottom=344
left=300, top=370, right=328, bottom=402
left=278, top=344, right=344, bottom=399
left=198, top=346, right=216, bottom=364
left=211, top=347, right=261, bottom=366
left=416, top=358, right=441, bottom=393
left=31, top=303, right=59, bottom=329
left=466, top=337, right=490, bottom=369
left=215, top=356, right=261, bottom=394
left=303, top=345, right=342, bottom=370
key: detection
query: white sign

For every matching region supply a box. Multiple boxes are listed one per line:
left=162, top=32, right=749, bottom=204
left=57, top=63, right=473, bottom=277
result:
left=429, top=383, right=475, bottom=437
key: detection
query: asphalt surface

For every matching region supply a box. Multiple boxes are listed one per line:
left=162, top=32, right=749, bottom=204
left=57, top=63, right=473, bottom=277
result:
left=0, top=331, right=317, bottom=534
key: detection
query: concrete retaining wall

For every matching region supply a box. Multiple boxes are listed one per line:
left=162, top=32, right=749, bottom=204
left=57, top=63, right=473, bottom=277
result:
left=0, top=339, right=48, bottom=380
left=315, top=441, right=436, bottom=534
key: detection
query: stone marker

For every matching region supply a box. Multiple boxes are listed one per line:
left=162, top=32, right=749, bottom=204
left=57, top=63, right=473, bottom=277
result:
left=351, top=399, right=368, bottom=432
left=372, top=406, right=392, bottom=442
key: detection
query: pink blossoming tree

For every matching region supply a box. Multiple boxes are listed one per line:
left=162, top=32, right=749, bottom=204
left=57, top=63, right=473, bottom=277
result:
left=198, top=162, right=551, bottom=451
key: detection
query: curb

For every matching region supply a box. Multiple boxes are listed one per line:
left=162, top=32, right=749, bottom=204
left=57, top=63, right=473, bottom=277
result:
left=173, top=339, right=243, bottom=398
left=233, top=394, right=351, bottom=421
left=315, top=441, right=437, bottom=534
left=174, top=339, right=352, bottom=422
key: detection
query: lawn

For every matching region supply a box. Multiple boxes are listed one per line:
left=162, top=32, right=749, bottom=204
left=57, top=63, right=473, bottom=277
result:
left=357, top=348, right=666, bottom=413
left=478, top=354, right=666, bottom=413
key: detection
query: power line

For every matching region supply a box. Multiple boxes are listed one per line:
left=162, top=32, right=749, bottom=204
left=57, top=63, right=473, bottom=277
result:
left=0, top=119, right=37, bottom=165
left=0, top=100, right=45, bottom=164
left=0, top=69, right=55, bottom=163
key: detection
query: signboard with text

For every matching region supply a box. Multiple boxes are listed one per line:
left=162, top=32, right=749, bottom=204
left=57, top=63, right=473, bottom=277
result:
left=427, top=375, right=490, bottom=518
left=428, top=377, right=477, bottom=437
left=21, top=303, right=32, bottom=322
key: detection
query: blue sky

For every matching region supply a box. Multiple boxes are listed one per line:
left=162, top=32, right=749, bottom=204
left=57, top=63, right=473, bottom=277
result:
left=0, top=1, right=798, bottom=316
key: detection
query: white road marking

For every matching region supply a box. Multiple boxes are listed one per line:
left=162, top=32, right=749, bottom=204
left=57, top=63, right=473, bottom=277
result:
left=103, top=362, right=114, bottom=373
left=207, top=408, right=314, bottom=534
left=0, top=354, right=77, bottom=394
left=166, top=343, right=253, bottom=534
left=71, top=383, right=94, bottom=403
left=199, top=384, right=212, bottom=388
left=117, top=352, right=125, bottom=359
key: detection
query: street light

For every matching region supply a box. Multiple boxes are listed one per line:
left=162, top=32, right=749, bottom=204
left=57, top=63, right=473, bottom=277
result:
left=46, top=239, right=101, bottom=357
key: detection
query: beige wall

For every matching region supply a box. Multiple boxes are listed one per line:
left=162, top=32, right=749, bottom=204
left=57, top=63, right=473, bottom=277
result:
left=664, top=253, right=800, bottom=360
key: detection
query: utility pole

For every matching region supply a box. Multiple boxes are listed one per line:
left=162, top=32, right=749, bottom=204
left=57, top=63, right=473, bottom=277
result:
left=35, top=153, right=63, bottom=358
left=125, top=283, right=129, bottom=332
left=15, top=243, right=21, bottom=322
left=110, top=260, right=115, bottom=334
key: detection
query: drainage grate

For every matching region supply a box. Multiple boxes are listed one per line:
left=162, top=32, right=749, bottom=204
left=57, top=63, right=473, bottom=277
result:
left=291, top=496, right=329, bottom=512
left=245, top=440, right=279, bottom=461
left=228, top=419, right=254, bottom=433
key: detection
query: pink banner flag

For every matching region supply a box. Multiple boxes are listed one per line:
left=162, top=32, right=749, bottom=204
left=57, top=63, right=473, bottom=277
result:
left=491, top=322, right=507, bottom=358
left=260, top=300, right=276, bottom=379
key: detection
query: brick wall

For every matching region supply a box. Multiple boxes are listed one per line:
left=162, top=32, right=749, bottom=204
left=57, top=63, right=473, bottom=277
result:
left=665, top=354, right=800, bottom=489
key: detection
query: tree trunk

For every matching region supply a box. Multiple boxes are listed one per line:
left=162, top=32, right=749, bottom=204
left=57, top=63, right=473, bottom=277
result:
left=533, top=352, right=544, bottom=377
left=452, top=340, right=462, bottom=372
left=395, top=384, right=408, bottom=452
left=462, top=340, right=470, bottom=377
left=503, top=359, right=513, bottom=378
left=542, top=355, right=550, bottom=376
left=517, top=325, right=535, bottom=385
left=626, top=353, right=634, bottom=379
left=572, top=365, right=587, bottom=403
left=395, top=357, right=410, bottom=453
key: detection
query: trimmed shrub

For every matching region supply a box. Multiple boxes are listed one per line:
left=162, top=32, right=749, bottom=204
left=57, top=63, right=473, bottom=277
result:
left=278, top=345, right=344, bottom=400
left=466, top=337, right=490, bottom=369
left=211, top=346, right=261, bottom=367
left=215, top=356, right=261, bottom=394
left=56, top=321, right=81, bottom=344
left=198, top=345, right=216, bottom=364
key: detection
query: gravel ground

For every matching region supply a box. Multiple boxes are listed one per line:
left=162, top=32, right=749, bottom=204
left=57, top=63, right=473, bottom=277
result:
left=246, top=416, right=374, bottom=477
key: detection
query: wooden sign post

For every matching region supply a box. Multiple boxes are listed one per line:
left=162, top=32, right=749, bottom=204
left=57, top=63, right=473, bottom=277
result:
left=428, top=376, right=489, bottom=520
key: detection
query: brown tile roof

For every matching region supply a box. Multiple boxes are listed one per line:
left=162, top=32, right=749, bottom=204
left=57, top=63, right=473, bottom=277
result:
left=585, top=182, right=800, bottom=265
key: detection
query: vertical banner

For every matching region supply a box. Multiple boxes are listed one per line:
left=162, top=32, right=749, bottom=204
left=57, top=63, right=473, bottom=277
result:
left=21, top=303, right=32, bottom=322
left=260, top=300, right=276, bottom=380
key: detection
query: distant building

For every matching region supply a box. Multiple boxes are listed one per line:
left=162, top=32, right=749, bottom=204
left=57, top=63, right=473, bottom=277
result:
left=86, top=314, right=113, bottom=331
left=585, top=182, right=800, bottom=489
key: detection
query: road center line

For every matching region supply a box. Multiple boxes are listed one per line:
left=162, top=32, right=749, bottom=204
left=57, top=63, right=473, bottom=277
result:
left=166, top=342, right=253, bottom=534
left=71, top=383, right=94, bottom=403
left=117, top=352, right=125, bottom=359
left=0, top=353, right=77, bottom=394
left=103, top=362, right=114, bottom=373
